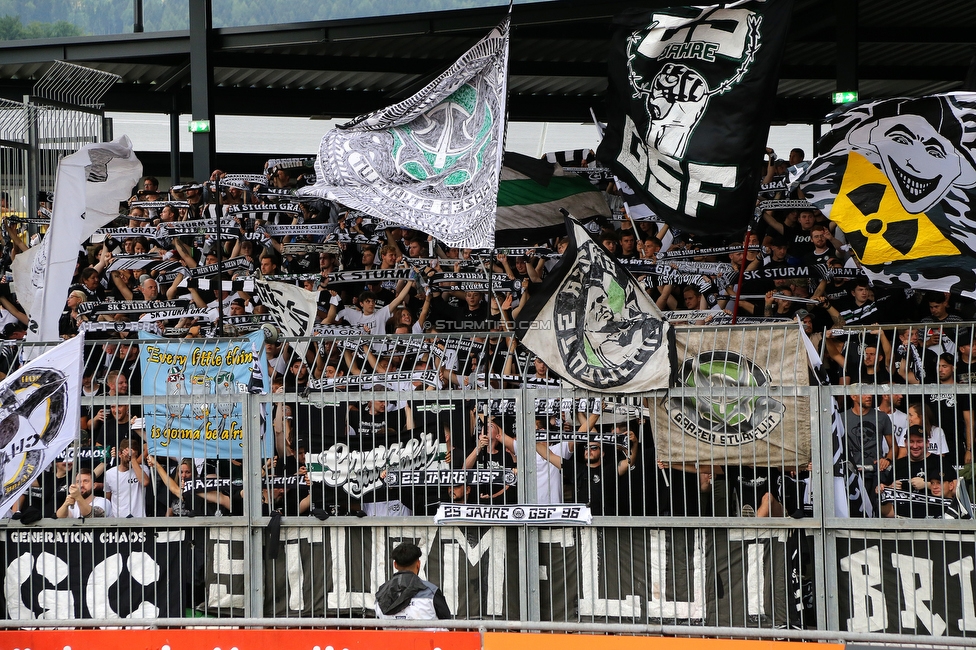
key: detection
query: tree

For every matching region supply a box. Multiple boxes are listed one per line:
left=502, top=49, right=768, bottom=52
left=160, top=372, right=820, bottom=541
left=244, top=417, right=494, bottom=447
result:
left=0, top=15, right=82, bottom=40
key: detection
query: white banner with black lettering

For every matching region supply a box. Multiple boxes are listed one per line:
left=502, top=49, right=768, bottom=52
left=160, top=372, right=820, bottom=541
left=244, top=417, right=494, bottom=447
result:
left=433, top=504, right=592, bottom=525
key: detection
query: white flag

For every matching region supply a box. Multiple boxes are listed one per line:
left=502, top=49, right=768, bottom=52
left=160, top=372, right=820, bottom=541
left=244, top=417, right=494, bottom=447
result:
left=0, top=335, right=84, bottom=516
left=253, top=278, right=320, bottom=362
left=299, top=17, right=509, bottom=249
left=21, top=136, right=142, bottom=343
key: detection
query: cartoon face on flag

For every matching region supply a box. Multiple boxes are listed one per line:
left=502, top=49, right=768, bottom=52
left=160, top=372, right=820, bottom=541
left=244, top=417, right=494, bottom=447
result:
left=850, top=112, right=976, bottom=213
left=800, top=93, right=976, bottom=296
left=299, top=17, right=509, bottom=249
left=597, top=0, right=793, bottom=235
left=517, top=216, right=672, bottom=392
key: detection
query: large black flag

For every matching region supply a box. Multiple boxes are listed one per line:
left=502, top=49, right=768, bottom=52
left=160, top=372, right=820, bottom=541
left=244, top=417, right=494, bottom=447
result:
left=597, top=1, right=793, bottom=236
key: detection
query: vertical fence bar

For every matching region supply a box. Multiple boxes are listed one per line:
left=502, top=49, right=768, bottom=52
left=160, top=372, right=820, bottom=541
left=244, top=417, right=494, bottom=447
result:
left=520, top=389, right=542, bottom=623
left=807, top=387, right=829, bottom=632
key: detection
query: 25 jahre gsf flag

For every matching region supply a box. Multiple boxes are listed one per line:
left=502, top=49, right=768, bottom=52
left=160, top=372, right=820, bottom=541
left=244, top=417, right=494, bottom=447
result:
left=597, top=1, right=793, bottom=235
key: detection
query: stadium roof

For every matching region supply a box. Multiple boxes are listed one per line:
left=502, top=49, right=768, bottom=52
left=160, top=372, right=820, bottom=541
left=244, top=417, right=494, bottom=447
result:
left=0, top=0, right=973, bottom=125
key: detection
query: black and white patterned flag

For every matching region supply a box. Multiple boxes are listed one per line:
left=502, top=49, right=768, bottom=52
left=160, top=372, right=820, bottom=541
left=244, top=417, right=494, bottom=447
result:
left=799, top=92, right=976, bottom=297
left=253, top=278, right=320, bottom=361
left=596, top=1, right=793, bottom=236
left=298, top=16, right=510, bottom=249
left=516, top=215, right=673, bottom=392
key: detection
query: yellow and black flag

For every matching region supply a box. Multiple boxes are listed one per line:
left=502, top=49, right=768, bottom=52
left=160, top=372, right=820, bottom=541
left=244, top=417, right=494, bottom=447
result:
left=800, top=93, right=976, bottom=296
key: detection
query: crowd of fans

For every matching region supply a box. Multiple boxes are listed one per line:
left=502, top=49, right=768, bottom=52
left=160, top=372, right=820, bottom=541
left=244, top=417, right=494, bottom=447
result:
left=0, top=144, right=972, bottom=560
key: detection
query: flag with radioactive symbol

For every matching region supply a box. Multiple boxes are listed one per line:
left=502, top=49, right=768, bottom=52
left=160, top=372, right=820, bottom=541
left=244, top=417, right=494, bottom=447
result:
left=830, top=151, right=961, bottom=264
left=799, top=92, right=976, bottom=297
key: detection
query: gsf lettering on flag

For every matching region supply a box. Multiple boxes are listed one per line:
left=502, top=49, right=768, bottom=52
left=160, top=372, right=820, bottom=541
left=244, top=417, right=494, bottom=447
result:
left=597, top=1, right=793, bottom=235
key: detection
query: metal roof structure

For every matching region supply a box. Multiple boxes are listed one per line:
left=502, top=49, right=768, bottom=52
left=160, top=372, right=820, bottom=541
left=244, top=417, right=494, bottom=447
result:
left=0, top=0, right=973, bottom=176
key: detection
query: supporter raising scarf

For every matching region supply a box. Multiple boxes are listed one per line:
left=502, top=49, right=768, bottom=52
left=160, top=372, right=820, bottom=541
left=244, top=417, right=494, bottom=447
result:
left=799, top=92, right=976, bottom=298
left=596, top=0, right=793, bottom=236
left=516, top=215, right=672, bottom=392
left=298, top=16, right=509, bottom=249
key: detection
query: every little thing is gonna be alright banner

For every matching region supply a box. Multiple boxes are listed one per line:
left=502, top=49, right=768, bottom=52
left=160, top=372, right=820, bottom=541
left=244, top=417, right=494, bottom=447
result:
left=139, top=330, right=272, bottom=458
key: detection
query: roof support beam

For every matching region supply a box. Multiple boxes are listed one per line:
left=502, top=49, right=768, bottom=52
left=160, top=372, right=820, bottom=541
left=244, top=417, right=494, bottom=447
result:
left=189, top=0, right=215, bottom=180
left=835, top=0, right=858, bottom=95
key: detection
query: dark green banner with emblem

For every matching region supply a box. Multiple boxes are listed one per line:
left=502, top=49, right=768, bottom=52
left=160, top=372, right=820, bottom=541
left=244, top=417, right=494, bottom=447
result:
left=799, top=93, right=976, bottom=298
left=596, top=0, right=793, bottom=236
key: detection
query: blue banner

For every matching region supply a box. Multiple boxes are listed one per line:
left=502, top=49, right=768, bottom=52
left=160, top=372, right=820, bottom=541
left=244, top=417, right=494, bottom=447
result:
left=138, top=330, right=271, bottom=458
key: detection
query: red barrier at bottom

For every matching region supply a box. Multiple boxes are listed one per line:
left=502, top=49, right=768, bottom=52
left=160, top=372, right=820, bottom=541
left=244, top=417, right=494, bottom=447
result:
left=484, top=632, right=843, bottom=650
left=0, top=629, right=480, bottom=650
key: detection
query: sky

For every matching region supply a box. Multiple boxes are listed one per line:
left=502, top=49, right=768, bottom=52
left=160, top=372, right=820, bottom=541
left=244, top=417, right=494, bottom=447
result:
left=107, top=112, right=814, bottom=162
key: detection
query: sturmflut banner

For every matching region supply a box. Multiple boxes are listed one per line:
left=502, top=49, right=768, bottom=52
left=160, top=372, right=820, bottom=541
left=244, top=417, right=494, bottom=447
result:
left=596, top=0, right=793, bottom=235
left=654, top=326, right=811, bottom=466
left=10, top=524, right=973, bottom=633
left=138, top=330, right=272, bottom=458
left=193, top=525, right=794, bottom=624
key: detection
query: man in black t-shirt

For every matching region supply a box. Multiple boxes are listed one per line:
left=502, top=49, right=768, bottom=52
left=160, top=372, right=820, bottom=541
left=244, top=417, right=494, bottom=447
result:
left=785, top=209, right=817, bottom=261
left=879, top=425, right=932, bottom=494
left=571, top=438, right=638, bottom=516
left=802, top=224, right=837, bottom=267
left=927, top=353, right=973, bottom=465
left=955, top=328, right=976, bottom=384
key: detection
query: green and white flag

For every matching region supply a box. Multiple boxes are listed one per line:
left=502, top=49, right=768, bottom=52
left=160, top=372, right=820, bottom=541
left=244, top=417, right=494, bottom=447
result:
left=516, top=215, right=673, bottom=392
left=496, top=152, right=612, bottom=244
left=299, top=17, right=509, bottom=249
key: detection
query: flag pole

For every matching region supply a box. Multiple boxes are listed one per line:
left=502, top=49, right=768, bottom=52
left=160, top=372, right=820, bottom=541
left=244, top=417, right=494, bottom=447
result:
left=212, top=178, right=225, bottom=337
left=730, top=210, right=762, bottom=325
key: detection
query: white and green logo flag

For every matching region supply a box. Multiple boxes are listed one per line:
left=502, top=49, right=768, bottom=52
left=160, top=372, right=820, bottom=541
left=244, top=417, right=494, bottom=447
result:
left=299, top=17, right=509, bottom=249
left=653, top=326, right=812, bottom=467
left=516, top=215, right=673, bottom=393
